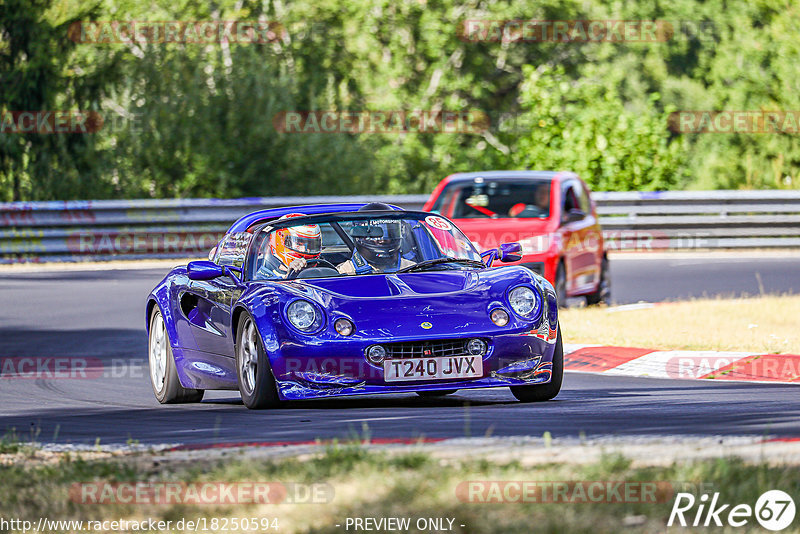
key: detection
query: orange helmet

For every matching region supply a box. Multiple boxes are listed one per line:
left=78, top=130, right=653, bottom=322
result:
left=269, top=214, right=322, bottom=267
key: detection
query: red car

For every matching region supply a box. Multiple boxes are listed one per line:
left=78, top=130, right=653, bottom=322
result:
left=423, top=171, right=609, bottom=306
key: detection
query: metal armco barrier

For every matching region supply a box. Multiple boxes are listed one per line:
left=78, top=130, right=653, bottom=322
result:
left=1, top=191, right=799, bottom=262
left=0, top=196, right=428, bottom=263
left=594, top=190, right=800, bottom=250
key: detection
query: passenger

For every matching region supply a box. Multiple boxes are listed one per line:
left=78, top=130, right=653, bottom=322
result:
left=337, top=203, right=414, bottom=274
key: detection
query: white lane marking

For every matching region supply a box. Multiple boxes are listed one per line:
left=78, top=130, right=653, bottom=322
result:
left=339, top=416, right=420, bottom=423
left=603, top=350, right=756, bottom=379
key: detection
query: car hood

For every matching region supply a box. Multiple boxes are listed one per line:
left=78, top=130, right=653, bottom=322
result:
left=453, top=218, right=553, bottom=251
left=243, top=268, right=543, bottom=339
left=297, top=271, right=478, bottom=298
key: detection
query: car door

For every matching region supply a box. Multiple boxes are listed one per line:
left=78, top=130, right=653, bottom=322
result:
left=559, top=180, right=597, bottom=295
left=181, top=232, right=248, bottom=357
left=577, top=181, right=603, bottom=289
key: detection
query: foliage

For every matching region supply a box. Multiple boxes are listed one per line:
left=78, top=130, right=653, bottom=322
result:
left=513, top=65, right=687, bottom=191
left=1, top=0, right=799, bottom=200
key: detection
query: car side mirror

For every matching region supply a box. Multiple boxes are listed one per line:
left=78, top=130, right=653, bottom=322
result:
left=482, top=243, right=523, bottom=266
left=499, top=242, right=523, bottom=263
left=188, top=261, right=244, bottom=286
left=187, top=260, right=225, bottom=280
left=562, top=209, right=586, bottom=224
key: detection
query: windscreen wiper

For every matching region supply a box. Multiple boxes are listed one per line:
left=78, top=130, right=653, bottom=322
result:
left=396, top=257, right=485, bottom=273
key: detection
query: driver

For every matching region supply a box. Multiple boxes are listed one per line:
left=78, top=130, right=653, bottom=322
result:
left=259, top=213, right=323, bottom=279
left=337, top=203, right=414, bottom=275
left=509, top=184, right=550, bottom=217
left=534, top=184, right=551, bottom=212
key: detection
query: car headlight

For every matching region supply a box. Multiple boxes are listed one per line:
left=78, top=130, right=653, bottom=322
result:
left=287, top=300, right=319, bottom=331
left=509, top=286, right=539, bottom=317
left=467, top=338, right=487, bottom=356
left=334, top=318, right=354, bottom=336
left=366, top=345, right=386, bottom=364
left=490, top=308, right=510, bottom=326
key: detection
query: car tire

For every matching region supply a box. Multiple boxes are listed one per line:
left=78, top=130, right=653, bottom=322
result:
left=148, top=307, right=204, bottom=404
left=586, top=256, right=610, bottom=306
left=510, top=325, right=563, bottom=403
left=416, top=390, right=457, bottom=398
left=236, top=312, right=281, bottom=410
left=555, top=261, right=567, bottom=308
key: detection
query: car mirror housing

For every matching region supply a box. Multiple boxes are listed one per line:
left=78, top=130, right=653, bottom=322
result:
left=482, top=242, right=523, bottom=266
left=499, top=242, right=523, bottom=263
left=187, top=260, right=225, bottom=280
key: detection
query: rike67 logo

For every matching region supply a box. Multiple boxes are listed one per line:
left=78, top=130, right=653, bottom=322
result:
left=669, top=490, right=796, bottom=531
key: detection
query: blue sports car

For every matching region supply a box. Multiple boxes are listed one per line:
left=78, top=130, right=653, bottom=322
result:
left=146, top=203, right=562, bottom=409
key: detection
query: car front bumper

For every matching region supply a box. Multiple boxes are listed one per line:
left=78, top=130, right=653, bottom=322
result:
left=271, top=328, right=558, bottom=401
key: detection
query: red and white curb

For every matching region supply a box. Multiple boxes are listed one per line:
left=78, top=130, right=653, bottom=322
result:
left=564, top=344, right=800, bottom=384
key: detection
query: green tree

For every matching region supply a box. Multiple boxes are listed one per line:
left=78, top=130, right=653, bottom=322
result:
left=511, top=65, right=687, bottom=191
left=0, top=0, right=117, bottom=201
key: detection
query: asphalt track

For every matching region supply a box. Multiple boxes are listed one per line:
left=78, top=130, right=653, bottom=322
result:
left=0, top=254, right=798, bottom=446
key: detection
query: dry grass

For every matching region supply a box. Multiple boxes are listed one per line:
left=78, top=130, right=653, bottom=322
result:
left=560, top=295, right=800, bottom=353
left=3, top=443, right=800, bottom=534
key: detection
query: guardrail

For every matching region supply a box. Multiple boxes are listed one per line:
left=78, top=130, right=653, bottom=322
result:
left=1, top=191, right=799, bottom=262
left=594, top=190, right=800, bottom=250
left=0, top=196, right=428, bottom=263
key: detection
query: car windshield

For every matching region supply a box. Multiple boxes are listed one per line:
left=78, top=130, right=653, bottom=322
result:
left=430, top=178, right=552, bottom=219
left=248, top=211, right=483, bottom=280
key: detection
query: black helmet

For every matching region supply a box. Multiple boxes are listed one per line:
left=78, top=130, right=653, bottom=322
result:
left=359, top=202, right=394, bottom=212
left=353, top=203, right=402, bottom=268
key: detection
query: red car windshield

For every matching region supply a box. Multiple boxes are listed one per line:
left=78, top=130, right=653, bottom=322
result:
left=431, top=179, right=552, bottom=219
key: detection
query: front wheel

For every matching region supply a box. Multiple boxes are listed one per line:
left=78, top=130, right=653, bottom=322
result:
left=148, top=307, right=204, bottom=404
left=236, top=313, right=281, bottom=409
left=510, top=325, right=563, bottom=402
left=555, top=262, right=567, bottom=308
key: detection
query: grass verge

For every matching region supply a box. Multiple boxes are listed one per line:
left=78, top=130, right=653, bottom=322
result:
left=561, top=295, right=800, bottom=353
left=1, top=443, right=799, bottom=533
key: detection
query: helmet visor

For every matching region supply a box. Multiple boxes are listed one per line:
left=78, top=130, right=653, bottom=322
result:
left=351, top=221, right=402, bottom=241
left=284, top=232, right=322, bottom=256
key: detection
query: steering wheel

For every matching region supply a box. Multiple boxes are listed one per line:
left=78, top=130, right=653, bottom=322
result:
left=285, top=258, right=338, bottom=279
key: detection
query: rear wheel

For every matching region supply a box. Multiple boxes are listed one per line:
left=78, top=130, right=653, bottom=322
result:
left=586, top=256, right=610, bottom=306
left=416, top=390, right=457, bottom=398
left=510, top=325, right=563, bottom=402
left=148, top=307, right=204, bottom=404
left=236, top=313, right=281, bottom=409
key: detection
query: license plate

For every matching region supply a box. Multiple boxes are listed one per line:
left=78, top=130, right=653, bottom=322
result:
left=383, top=356, right=483, bottom=382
